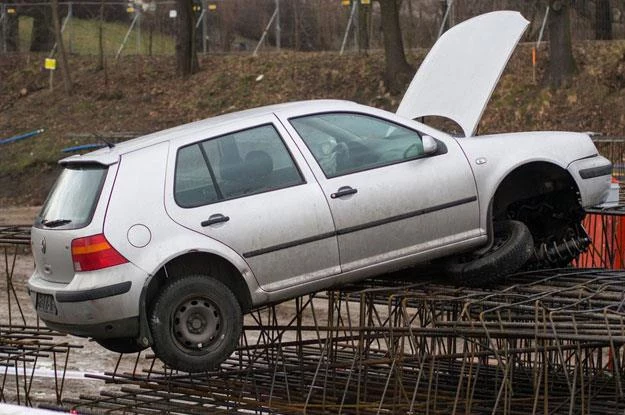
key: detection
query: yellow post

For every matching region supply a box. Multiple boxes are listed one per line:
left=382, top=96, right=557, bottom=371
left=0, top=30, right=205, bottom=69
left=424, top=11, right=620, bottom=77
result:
left=532, top=47, right=537, bottom=84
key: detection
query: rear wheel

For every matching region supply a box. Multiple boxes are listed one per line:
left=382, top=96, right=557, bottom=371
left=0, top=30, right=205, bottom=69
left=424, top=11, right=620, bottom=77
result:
left=149, top=275, right=242, bottom=373
left=444, top=220, right=534, bottom=286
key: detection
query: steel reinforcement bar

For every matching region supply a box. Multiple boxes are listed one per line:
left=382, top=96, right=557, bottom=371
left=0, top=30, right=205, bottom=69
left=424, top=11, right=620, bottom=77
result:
left=64, top=268, right=625, bottom=414
left=0, top=225, right=80, bottom=407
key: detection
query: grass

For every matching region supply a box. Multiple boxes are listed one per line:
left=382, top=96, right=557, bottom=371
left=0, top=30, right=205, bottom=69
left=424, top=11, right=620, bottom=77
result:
left=18, top=16, right=174, bottom=56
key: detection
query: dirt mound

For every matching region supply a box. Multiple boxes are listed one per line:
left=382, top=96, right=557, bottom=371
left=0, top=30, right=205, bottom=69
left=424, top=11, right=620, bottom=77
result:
left=1, top=42, right=624, bottom=207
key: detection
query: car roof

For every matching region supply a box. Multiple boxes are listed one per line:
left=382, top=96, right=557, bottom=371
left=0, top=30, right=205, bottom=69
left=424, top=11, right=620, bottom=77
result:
left=60, top=99, right=362, bottom=166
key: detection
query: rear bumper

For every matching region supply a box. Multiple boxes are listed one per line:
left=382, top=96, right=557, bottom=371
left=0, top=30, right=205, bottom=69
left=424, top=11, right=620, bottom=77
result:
left=27, top=262, right=148, bottom=339
left=41, top=316, right=139, bottom=339
left=55, top=281, right=132, bottom=303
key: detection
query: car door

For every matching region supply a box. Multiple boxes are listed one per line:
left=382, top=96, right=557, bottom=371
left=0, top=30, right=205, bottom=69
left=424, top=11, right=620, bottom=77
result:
left=165, top=116, right=340, bottom=292
left=281, top=110, right=481, bottom=273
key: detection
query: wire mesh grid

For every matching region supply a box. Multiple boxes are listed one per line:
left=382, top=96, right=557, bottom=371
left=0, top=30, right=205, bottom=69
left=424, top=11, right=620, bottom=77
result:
left=0, top=226, right=80, bottom=407
left=63, top=269, right=625, bottom=414
left=5, top=199, right=625, bottom=412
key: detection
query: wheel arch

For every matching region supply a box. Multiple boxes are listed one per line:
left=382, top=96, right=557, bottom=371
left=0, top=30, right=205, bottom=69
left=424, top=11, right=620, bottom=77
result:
left=481, top=161, right=582, bottom=248
left=491, top=161, right=581, bottom=221
left=137, top=251, right=254, bottom=347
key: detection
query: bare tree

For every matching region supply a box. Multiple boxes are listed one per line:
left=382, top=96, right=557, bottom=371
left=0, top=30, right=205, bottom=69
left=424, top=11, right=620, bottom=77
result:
left=595, top=0, right=612, bottom=40
left=547, top=0, right=576, bottom=87
left=97, top=0, right=105, bottom=70
left=51, top=0, right=72, bottom=95
left=29, top=6, right=55, bottom=51
left=175, top=0, right=199, bottom=77
left=3, top=12, right=19, bottom=52
left=378, top=0, right=412, bottom=93
left=358, top=2, right=370, bottom=52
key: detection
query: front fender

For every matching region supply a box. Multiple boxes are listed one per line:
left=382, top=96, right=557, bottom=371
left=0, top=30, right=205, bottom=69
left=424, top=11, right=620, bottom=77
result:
left=456, top=131, right=603, bottom=230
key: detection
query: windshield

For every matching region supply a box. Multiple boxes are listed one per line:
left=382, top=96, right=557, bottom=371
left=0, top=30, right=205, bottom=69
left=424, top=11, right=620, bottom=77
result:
left=36, top=164, right=108, bottom=230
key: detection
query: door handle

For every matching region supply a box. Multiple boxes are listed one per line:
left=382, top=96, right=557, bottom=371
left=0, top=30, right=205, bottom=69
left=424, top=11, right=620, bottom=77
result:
left=201, top=214, right=230, bottom=227
left=331, top=186, right=358, bottom=199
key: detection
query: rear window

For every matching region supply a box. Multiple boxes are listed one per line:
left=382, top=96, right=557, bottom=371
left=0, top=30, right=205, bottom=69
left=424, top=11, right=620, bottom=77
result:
left=36, top=164, right=108, bottom=230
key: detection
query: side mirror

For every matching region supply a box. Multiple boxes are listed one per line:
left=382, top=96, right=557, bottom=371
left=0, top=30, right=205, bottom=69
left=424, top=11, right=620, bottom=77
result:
left=422, top=135, right=438, bottom=155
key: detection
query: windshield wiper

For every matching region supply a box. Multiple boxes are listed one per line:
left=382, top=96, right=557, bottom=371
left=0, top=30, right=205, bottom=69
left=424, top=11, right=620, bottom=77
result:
left=42, top=219, right=72, bottom=228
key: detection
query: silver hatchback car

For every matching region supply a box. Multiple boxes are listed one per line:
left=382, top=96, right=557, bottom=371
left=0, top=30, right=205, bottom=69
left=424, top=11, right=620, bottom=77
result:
left=28, top=11, right=611, bottom=372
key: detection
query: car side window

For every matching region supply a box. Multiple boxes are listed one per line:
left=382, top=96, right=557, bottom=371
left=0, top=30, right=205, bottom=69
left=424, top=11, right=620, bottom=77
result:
left=175, top=144, right=220, bottom=207
left=175, top=124, right=304, bottom=208
left=290, top=113, right=424, bottom=177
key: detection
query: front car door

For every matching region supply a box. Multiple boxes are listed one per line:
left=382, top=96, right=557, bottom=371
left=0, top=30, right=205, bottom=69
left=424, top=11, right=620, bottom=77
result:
left=165, top=115, right=340, bottom=292
left=279, top=108, right=482, bottom=273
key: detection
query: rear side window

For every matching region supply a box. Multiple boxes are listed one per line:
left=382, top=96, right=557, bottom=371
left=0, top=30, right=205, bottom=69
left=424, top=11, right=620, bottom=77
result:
left=37, top=164, right=108, bottom=230
left=174, top=124, right=304, bottom=208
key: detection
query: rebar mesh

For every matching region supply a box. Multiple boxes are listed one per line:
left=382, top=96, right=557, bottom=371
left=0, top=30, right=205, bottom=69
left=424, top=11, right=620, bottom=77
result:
left=0, top=225, right=79, bottom=407
left=62, top=269, right=625, bottom=414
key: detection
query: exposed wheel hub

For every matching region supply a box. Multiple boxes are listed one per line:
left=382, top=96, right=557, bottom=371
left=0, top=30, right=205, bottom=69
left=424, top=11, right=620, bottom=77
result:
left=188, top=313, right=206, bottom=333
left=173, top=298, right=222, bottom=350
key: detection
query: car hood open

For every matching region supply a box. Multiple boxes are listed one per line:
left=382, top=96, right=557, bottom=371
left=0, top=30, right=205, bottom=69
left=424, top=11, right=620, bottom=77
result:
left=396, top=11, right=529, bottom=137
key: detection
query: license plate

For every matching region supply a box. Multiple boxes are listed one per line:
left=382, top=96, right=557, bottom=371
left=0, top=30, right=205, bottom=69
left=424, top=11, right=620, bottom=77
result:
left=36, top=293, right=57, bottom=315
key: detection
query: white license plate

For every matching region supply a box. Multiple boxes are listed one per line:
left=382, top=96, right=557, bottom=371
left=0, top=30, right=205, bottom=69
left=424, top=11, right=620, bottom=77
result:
left=36, top=293, right=57, bottom=315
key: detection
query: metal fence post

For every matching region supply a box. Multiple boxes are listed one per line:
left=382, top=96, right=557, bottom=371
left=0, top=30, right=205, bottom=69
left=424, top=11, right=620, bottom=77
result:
left=116, top=12, right=140, bottom=59
left=253, top=7, right=278, bottom=56
left=340, top=1, right=357, bottom=56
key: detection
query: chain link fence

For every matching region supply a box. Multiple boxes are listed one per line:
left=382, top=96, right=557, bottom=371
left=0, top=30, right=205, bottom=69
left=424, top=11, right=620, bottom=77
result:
left=0, top=0, right=624, bottom=57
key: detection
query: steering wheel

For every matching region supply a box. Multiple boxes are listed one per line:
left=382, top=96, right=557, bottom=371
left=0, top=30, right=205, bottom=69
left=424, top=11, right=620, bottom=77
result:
left=333, top=142, right=350, bottom=171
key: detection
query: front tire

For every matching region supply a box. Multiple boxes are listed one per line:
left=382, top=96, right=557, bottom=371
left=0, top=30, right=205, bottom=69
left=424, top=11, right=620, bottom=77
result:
left=445, top=220, right=534, bottom=286
left=149, top=275, right=242, bottom=373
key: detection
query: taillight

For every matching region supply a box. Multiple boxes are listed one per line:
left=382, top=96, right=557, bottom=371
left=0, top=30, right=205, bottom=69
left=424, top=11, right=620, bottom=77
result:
left=71, top=234, right=128, bottom=272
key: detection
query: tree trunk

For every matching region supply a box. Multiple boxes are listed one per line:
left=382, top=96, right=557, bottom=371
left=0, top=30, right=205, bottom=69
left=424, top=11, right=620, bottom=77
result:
left=358, top=1, right=370, bottom=52
left=547, top=0, right=576, bottom=88
left=51, top=0, right=72, bottom=95
left=4, top=13, right=19, bottom=52
left=30, top=6, right=55, bottom=51
left=595, top=0, right=612, bottom=40
left=293, top=0, right=301, bottom=51
left=97, top=0, right=104, bottom=70
left=378, top=0, right=412, bottom=94
left=175, top=0, right=199, bottom=77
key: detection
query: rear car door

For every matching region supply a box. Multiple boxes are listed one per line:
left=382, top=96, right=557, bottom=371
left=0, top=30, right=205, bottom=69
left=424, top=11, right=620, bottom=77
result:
left=165, top=115, right=340, bottom=292
left=282, top=111, right=481, bottom=272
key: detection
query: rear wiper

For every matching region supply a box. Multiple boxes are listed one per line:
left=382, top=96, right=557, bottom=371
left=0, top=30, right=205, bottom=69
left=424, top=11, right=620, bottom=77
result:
left=42, top=219, right=72, bottom=228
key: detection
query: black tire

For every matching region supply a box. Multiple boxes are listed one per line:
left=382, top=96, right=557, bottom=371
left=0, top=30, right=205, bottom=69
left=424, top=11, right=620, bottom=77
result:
left=95, top=337, right=147, bottom=354
left=445, top=220, right=534, bottom=286
left=149, top=275, right=242, bottom=373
